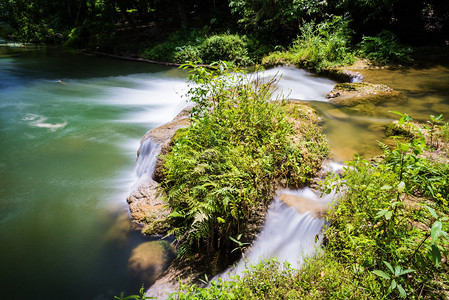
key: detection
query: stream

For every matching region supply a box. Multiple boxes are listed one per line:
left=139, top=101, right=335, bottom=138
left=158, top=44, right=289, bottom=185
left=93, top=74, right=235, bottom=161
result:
left=1, top=43, right=448, bottom=299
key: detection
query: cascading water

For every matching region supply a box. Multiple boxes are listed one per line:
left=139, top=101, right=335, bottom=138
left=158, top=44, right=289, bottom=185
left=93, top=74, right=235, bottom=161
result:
left=133, top=138, right=161, bottom=189
left=217, top=187, right=335, bottom=279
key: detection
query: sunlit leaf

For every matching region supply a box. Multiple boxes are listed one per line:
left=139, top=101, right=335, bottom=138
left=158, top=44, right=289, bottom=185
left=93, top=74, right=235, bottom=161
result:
left=373, top=270, right=390, bottom=280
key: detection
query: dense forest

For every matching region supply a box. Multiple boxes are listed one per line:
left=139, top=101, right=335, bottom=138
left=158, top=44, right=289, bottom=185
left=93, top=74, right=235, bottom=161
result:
left=1, top=0, right=449, bottom=69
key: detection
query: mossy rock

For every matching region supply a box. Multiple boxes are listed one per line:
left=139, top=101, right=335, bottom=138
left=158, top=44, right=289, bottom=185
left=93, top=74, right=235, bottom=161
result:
left=326, top=82, right=406, bottom=107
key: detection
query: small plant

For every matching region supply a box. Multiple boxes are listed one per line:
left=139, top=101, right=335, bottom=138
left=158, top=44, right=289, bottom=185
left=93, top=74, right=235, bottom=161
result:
left=115, top=285, right=154, bottom=300
left=373, top=261, right=415, bottom=298
left=229, top=234, right=250, bottom=260
left=426, top=114, right=443, bottom=148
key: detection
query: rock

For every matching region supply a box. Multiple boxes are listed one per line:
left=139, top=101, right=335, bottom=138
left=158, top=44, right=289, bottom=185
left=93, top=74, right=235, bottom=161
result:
left=326, top=82, right=406, bottom=107
left=139, top=106, right=192, bottom=182
left=279, top=193, right=329, bottom=218
left=127, top=106, right=193, bottom=234
left=128, top=241, right=176, bottom=287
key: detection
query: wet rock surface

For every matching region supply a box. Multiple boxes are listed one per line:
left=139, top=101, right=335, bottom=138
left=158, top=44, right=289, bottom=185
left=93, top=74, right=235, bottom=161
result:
left=326, top=82, right=406, bottom=107
left=127, top=106, right=192, bottom=234
left=279, top=193, right=329, bottom=218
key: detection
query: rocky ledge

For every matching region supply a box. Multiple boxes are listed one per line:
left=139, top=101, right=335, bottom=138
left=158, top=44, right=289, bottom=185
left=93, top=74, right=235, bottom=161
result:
left=127, top=106, right=192, bottom=234
left=326, top=82, right=406, bottom=107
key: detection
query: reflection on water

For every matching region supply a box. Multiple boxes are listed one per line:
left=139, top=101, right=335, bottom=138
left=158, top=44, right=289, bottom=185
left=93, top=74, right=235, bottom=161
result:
left=308, top=63, right=449, bottom=161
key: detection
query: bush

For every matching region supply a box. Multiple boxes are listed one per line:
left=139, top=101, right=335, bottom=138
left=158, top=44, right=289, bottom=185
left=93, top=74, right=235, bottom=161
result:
left=200, top=34, right=252, bottom=65
left=262, top=16, right=356, bottom=72
left=173, top=45, right=203, bottom=63
left=358, top=30, right=412, bottom=64
left=162, top=64, right=329, bottom=263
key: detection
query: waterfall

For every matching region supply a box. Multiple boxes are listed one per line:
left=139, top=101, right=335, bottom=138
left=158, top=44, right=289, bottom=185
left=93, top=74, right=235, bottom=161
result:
left=217, top=187, right=334, bottom=280
left=132, top=138, right=161, bottom=189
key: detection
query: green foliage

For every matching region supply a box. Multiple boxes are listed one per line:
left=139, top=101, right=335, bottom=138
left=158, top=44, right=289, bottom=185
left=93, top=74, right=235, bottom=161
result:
left=321, top=113, right=449, bottom=298
left=170, top=113, right=449, bottom=299
left=263, top=17, right=356, bottom=72
left=200, top=34, right=252, bottom=66
left=115, top=284, right=154, bottom=300
left=141, top=31, right=252, bottom=66
left=358, top=30, right=412, bottom=64
left=229, top=0, right=327, bottom=45
left=162, top=63, right=329, bottom=260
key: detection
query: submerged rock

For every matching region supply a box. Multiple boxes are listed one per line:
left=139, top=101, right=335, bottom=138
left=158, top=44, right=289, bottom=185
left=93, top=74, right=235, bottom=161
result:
left=128, top=241, right=176, bottom=287
left=279, top=193, right=329, bottom=218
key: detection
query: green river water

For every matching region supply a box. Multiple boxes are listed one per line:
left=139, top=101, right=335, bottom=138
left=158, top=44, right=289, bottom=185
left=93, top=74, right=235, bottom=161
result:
left=0, top=43, right=448, bottom=299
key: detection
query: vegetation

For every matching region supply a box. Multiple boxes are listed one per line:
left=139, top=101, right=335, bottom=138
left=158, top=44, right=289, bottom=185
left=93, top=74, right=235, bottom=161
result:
left=263, top=17, right=356, bottom=72
left=141, top=32, right=252, bottom=66
left=161, top=63, right=329, bottom=267
left=2, top=0, right=448, bottom=66
left=168, top=113, right=449, bottom=299
left=358, top=30, right=412, bottom=65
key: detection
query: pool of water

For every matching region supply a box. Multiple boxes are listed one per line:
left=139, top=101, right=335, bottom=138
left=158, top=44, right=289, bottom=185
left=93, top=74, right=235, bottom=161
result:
left=0, top=45, right=186, bottom=299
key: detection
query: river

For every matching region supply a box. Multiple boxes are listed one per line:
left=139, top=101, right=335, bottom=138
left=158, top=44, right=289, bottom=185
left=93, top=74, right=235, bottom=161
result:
left=1, top=43, right=448, bottom=299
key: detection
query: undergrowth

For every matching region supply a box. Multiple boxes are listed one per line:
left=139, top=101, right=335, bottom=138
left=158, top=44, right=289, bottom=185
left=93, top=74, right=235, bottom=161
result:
left=262, top=16, right=356, bottom=73
left=168, top=113, right=449, bottom=299
left=161, top=63, right=329, bottom=265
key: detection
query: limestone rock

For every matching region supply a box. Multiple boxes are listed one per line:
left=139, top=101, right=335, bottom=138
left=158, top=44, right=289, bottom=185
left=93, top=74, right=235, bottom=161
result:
left=127, top=106, right=193, bottom=234
left=279, top=193, right=329, bottom=218
left=326, top=82, right=406, bottom=107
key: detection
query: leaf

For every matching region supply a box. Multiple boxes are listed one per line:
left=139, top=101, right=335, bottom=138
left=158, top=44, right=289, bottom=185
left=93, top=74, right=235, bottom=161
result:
left=425, top=205, right=438, bottom=219
left=399, top=143, right=410, bottom=152
left=394, top=265, right=401, bottom=277
left=431, top=220, right=443, bottom=241
left=430, top=244, right=441, bottom=267
left=385, top=210, right=393, bottom=220
left=397, top=181, right=406, bottom=193
left=390, top=279, right=397, bottom=291
left=376, top=209, right=388, bottom=219
left=398, top=268, right=415, bottom=276
left=389, top=111, right=405, bottom=117
left=383, top=261, right=394, bottom=274
left=217, top=217, right=225, bottom=223
left=373, top=270, right=390, bottom=280
left=397, top=284, right=406, bottom=298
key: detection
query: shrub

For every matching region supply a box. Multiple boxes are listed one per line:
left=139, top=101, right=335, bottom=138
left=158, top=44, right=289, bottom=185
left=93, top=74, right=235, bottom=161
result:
left=200, top=34, right=252, bottom=66
left=173, top=45, right=203, bottom=63
left=358, top=30, right=412, bottom=64
left=262, top=16, right=356, bottom=72
left=161, top=64, right=329, bottom=263
left=291, top=16, right=356, bottom=71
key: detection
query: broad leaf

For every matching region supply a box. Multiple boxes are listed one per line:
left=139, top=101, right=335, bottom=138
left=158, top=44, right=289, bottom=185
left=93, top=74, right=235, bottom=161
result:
left=373, top=270, right=390, bottom=280
left=425, top=205, right=438, bottom=219
left=383, top=261, right=394, bottom=274
left=431, top=221, right=443, bottom=241
left=397, top=284, right=406, bottom=298
left=430, top=244, right=441, bottom=267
